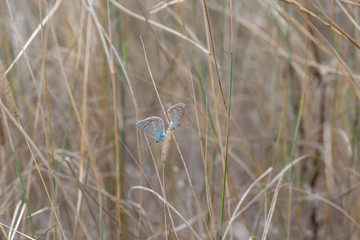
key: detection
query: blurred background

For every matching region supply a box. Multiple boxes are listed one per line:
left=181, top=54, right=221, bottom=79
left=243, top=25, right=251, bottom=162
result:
left=0, top=0, right=360, bottom=239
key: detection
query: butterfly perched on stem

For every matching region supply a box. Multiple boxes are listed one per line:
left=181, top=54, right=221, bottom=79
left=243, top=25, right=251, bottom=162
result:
left=136, top=116, right=165, bottom=143
left=167, top=103, right=186, bottom=128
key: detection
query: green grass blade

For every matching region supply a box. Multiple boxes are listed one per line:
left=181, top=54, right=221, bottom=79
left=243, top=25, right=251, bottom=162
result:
left=13, top=153, right=36, bottom=237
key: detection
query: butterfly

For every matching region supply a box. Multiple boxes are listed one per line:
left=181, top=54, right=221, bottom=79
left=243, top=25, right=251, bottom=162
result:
left=167, top=103, right=186, bottom=127
left=136, top=116, right=166, bottom=143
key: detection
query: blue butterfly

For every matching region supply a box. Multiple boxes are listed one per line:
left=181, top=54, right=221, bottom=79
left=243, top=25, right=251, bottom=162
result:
left=136, top=116, right=165, bottom=143
left=167, top=103, right=186, bottom=128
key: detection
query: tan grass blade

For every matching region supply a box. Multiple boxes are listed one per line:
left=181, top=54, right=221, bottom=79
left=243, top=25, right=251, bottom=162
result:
left=5, top=0, right=62, bottom=75
left=149, top=0, right=185, bottom=14
left=129, top=186, right=202, bottom=240
left=10, top=203, right=26, bottom=240
left=261, top=171, right=282, bottom=240
left=140, top=36, right=178, bottom=240
left=8, top=201, right=21, bottom=240
left=0, top=60, right=18, bottom=118
left=189, top=68, right=215, bottom=236
left=0, top=223, right=34, bottom=240
left=161, top=126, right=174, bottom=164
left=109, top=0, right=208, bottom=54
left=223, top=168, right=273, bottom=239
left=0, top=222, right=8, bottom=240
left=293, top=186, right=360, bottom=229
left=0, top=101, right=67, bottom=239
left=223, top=155, right=312, bottom=238
left=323, top=123, right=336, bottom=195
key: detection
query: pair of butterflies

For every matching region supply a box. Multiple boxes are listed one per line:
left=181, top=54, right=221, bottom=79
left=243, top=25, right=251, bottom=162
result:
left=136, top=103, right=186, bottom=143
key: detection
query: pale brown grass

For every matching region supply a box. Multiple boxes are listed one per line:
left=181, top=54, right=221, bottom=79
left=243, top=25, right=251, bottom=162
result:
left=1, top=0, right=360, bottom=239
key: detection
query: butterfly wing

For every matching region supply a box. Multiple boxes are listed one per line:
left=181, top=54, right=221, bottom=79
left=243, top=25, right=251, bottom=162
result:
left=167, top=103, right=186, bottom=127
left=137, top=116, right=165, bottom=142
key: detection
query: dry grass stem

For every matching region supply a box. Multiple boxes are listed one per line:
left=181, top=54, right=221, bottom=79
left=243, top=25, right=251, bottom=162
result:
left=0, top=60, right=18, bottom=118
left=161, top=125, right=174, bottom=164
left=2, top=1, right=360, bottom=239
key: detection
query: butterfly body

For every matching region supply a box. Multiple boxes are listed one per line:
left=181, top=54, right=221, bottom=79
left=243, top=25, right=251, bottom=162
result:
left=167, top=103, right=186, bottom=128
left=136, top=116, right=165, bottom=143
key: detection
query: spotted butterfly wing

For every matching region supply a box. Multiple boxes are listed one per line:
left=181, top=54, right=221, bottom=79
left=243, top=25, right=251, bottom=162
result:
left=167, top=103, right=186, bottom=127
left=136, top=116, right=165, bottom=143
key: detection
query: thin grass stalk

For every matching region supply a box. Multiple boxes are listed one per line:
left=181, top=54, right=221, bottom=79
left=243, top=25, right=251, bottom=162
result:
left=196, top=70, right=217, bottom=135
left=33, top=224, right=57, bottom=240
left=135, top=0, right=192, bottom=99
left=192, top=64, right=218, bottom=220
left=0, top=60, right=36, bottom=236
left=141, top=134, right=178, bottom=239
left=119, top=37, right=129, bottom=233
left=0, top=0, right=39, bottom=121
left=0, top=100, right=67, bottom=238
left=292, top=186, right=360, bottom=228
left=118, top=137, right=156, bottom=191
left=38, top=1, right=58, bottom=238
left=109, top=0, right=208, bottom=54
left=140, top=37, right=169, bottom=239
left=128, top=186, right=202, bottom=240
left=140, top=37, right=211, bottom=237
left=162, top=126, right=174, bottom=165
left=48, top=2, right=105, bottom=236
left=55, top=161, right=92, bottom=239
left=9, top=201, right=20, bottom=240
left=284, top=0, right=360, bottom=50
left=106, top=0, right=122, bottom=237
left=302, top=1, right=323, bottom=191
left=5, top=0, right=62, bottom=76
left=162, top=159, right=169, bottom=240
left=170, top=134, right=213, bottom=239
left=222, top=168, right=273, bottom=239
left=11, top=203, right=26, bottom=240
left=0, top=110, right=36, bottom=237
left=136, top=127, right=143, bottom=239
left=270, top=95, right=284, bottom=167
left=82, top=0, right=140, bottom=115
left=229, top=155, right=312, bottom=232
left=161, top=127, right=176, bottom=240
left=146, top=11, right=221, bottom=235
left=270, top=0, right=360, bottom=100
left=43, top=10, right=87, bottom=239
left=92, top=20, right=142, bottom=233
left=116, top=27, right=130, bottom=238
left=290, top=83, right=306, bottom=174
left=185, top=32, right=217, bottom=136
left=162, top=126, right=180, bottom=240
left=286, top=83, right=305, bottom=240
left=14, top=154, right=36, bottom=237
left=0, top=60, right=18, bottom=118
left=276, top=6, right=293, bottom=237
left=261, top=172, right=283, bottom=240
left=320, top=3, right=339, bottom=237
left=60, top=78, right=78, bottom=172
left=350, top=3, right=359, bottom=168
left=4, top=3, right=54, bottom=226
left=82, top=2, right=143, bottom=237
left=201, top=0, right=227, bottom=111
left=220, top=0, right=226, bottom=65
left=219, top=0, right=234, bottom=237
left=22, top=117, right=63, bottom=238
left=140, top=36, right=183, bottom=239
left=0, top=223, right=8, bottom=240
left=1, top=222, right=36, bottom=240
left=200, top=2, right=231, bottom=239
left=190, top=69, right=215, bottom=236
left=73, top=7, right=92, bottom=239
